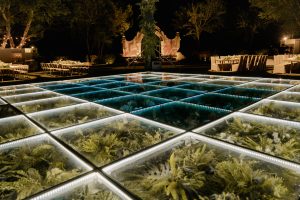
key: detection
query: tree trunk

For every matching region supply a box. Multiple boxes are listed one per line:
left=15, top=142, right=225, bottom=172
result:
left=17, top=10, right=34, bottom=48
left=0, top=9, right=14, bottom=48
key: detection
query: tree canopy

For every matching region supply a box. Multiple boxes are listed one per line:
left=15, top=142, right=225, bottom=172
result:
left=0, top=0, right=67, bottom=48
left=174, top=0, right=225, bottom=41
left=250, top=0, right=300, bottom=36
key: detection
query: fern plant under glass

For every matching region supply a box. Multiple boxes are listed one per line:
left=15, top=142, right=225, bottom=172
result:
left=56, top=116, right=177, bottom=166
left=0, top=138, right=86, bottom=199
left=113, top=141, right=300, bottom=200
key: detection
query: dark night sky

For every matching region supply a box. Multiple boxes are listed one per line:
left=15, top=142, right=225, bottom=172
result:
left=37, top=0, right=281, bottom=61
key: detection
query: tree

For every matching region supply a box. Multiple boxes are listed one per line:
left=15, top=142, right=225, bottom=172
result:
left=237, top=7, right=269, bottom=49
left=71, top=0, right=132, bottom=61
left=138, top=0, right=159, bottom=69
left=0, top=0, right=67, bottom=48
left=250, top=0, right=300, bottom=36
left=175, top=0, right=225, bottom=41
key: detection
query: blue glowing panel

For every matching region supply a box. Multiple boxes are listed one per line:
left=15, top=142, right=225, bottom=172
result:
left=116, top=84, right=163, bottom=94
left=97, top=95, right=170, bottom=112
left=54, top=86, right=102, bottom=95
left=134, top=102, right=229, bottom=129
left=178, top=83, right=228, bottom=92
left=217, top=87, right=277, bottom=98
left=183, top=93, right=259, bottom=111
left=72, top=90, right=130, bottom=101
left=143, top=88, right=202, bottom=101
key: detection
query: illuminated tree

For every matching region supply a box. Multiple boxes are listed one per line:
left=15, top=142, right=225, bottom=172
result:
left=0, top=0, right=66, bottom=48
left=250, top=0, right=300, bottom=35
left=175, top=0, right=225, bottom=41
left=138, top=0, right=159, bottom=69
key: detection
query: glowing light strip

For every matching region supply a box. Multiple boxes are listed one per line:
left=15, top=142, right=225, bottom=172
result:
left=193, top=112, right=300, bottom=133
left=238, top=81, right=293, bottom=88
left=0, top=134, right=47, bottom=151
left=13, top=95, right=86, bottom=107
left=104, top=132, right=300, bottom=175
left=0, top=114, right=44, bottom=133
left=3, top=90, right=61, bottom=100
left=189, top=133, right=300, bottom=172
left=0, top=87, right=46, bottom=97
left=28, top=102, right=122, bottom=117
left=103, top=133, right=190, bottom=173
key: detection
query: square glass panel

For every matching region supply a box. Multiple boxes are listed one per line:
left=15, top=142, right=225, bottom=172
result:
left=134, top=102, right=229, bottom=130
left=4, top=91, right=62, bottom=104
left=14, top=96, right=86, bottom=113
left=179, top=83, right=228, bottom=92
left=221, top=77, right=258, bottom=82
left=103, top=133, right=300, bottom=200
left=54, top=114, right=182, bottom=166
left=73, top=90, right=130, bottom=101
left=54, top=86, right=101, bottom=95
left=34, top=81, right=65, bottom=87
left=143, top=88, right=202, bottom=101
left=244, top=100, right=300, bottom=122
left=148, top=80, right=188, bottom=87
left=194, top=113, right=300, bottom=164
left=0, top=104, right=20, bottom=118
left=29, top=103, right=120, bottom=131
left=173, top=77, right=207, bottom=83
left=0, top=84, right=33, bottom=91
left=0, top=134, right=91, bottom=199
left=270, top=92, right=300, bottom=103
left=0, top=115, right=43, bottom=145
left=125, top=78, right=161, bottom=84
left=31, top=173, right=131, bottom=200
left=97, top=95, right=170, bottom=112
left=256, top=78, right=300, bottom=85
left=0, top=87, right=45, bottom=97
left=205, top=80, right=245, bottom=86
left=217, top=87, right=277, bottom=98
left=78, top=79, right=113, bottom=86
left=184, top=93, right=259, bottom=111
left=117, top=84, right=163, bottom=94
left=93, top=81, right=137, bottom=89
left=194, top=75, right=223, bottom=79
left=41, top=83, right=83, bottom=90
left=239, top=82, right=291, bottom=91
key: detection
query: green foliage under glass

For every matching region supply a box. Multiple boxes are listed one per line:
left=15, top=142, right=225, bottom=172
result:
left=202, top=117, right=300, bottom=163
left=59, top=118, right=175, bottom=166
left=0, top=142, right=82, bottom=199
left=247, top=101, right=300, bottom=122
left=118, top=142, right=300, bottom=200
left=16, top=97, right=82, bottom=113
left=33, top=105, right=115, bottom=130
left=0, top=118, right=41, bottom=144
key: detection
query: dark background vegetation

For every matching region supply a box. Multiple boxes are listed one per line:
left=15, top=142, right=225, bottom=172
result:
left=1, top=0, right=298, bottom=63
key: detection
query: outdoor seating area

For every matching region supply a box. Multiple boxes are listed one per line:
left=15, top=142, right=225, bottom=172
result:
left=210, top=55, right=268, bottom=72
left=273, top=54, right=300, bottom=74
left=0, top=60, right=31, bottom=82
left=41, top=60, right=91, bottom=76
